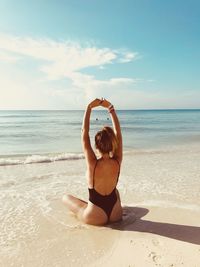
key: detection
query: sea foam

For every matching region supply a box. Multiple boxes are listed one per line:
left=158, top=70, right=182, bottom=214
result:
left=0, top=153, right=84, bottom=166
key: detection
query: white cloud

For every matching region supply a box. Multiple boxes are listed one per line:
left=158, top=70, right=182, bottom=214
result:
left=0, top=64, right=199, bottom=110
left=0, top=73, right=85, bottom=110
left=66, top=71, right=139, bottom=102
left=118, top=52, right=139, bottom=63
left=0, top=50, right=19, bottom=63
left=1, top=34, right=198, bottom=110
left=0, top=76, right=43, bottom=109
left=0, top=34, right=137, bottom=79
left=0, top=33, right=142, bottom=109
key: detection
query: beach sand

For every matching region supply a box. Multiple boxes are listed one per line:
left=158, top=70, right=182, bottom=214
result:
left=0, top=145, right=200, bottom=267
left=1, top=203, right=199, bottom=267
left=91, top=206, right=200, bottom=267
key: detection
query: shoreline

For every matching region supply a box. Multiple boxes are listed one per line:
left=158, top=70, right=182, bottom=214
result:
left=1, top=140, right=200, bottom=166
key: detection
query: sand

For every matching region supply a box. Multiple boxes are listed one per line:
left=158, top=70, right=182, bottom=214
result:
left=91, top=206, right=200, bottom=267
left=1, top=200, right=199, bottom=267
left=0, top=145, right=200, bottom=267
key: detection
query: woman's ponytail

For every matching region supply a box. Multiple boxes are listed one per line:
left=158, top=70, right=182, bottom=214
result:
left=103, top=126, right=118, bottom=157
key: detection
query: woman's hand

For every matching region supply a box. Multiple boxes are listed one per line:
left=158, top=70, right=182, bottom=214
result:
left=88, top=98, right=102, bottom=109
left=100, top=98, right=112, bottom=109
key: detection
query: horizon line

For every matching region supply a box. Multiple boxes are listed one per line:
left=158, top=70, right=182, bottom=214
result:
left=0, top=108, right=200, bottom=111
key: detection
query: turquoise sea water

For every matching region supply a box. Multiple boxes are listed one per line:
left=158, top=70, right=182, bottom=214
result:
left=0, top=109, right=200, bottom=163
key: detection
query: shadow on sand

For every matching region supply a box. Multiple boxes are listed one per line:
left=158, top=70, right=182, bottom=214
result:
left=107, top=206, right=200, bottom=245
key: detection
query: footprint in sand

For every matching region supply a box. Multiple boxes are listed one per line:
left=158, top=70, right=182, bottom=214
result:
left=152, top=238, right=160, bottom=247
left=148, top=251, right=161, bottom=264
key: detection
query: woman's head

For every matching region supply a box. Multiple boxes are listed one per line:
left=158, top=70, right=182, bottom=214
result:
left=95, top=126, right=118, bottom=155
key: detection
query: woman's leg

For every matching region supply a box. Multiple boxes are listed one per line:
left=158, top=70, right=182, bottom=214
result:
left=109, top=189, right=123, bottom=223
left=62, top=194, right=87, bottom=217
left=62, top=194, right=107, bottom=225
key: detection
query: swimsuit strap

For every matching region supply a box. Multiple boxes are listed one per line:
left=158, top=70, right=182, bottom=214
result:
left=92, top=160, right=98, bottom=188
left=114, top=158, right=120, bottom=183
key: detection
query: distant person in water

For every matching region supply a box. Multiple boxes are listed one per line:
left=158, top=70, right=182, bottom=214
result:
left=62, top=98, right=123, bottom=225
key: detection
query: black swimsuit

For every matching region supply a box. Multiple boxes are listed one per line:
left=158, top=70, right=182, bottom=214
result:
left=88, top=159, right=120, bottom=221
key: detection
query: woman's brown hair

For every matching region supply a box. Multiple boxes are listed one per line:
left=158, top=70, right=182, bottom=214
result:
left=95, top=126, right=118, bottom=156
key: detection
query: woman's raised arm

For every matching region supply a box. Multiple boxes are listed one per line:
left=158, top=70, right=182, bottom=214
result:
left=101, top=99, right=123, bottom=163
left=81, top=99, right=102, bottom=165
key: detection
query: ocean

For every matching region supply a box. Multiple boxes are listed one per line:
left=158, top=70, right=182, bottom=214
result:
left=1, top=109, right=200, bottom=165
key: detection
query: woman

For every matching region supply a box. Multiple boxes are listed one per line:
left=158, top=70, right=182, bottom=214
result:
left=62, top=98, right=123, bottom=225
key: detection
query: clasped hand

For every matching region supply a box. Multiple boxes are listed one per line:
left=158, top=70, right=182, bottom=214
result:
left=89, top=98, right=111, bottom=109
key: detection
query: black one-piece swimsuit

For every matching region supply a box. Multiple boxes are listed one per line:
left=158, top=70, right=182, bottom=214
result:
left=88, top=159, right=120, bottom=221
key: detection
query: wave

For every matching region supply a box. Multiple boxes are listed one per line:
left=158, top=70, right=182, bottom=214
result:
left=0, top=148, right=173, bottom=166
left=0, top=153, right=85, bottom=166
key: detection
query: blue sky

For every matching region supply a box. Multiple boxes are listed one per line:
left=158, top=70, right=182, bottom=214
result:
left=0, top=0, right=199, bottom=109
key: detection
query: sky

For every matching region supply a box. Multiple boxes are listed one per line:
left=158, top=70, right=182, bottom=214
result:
left=0, top=0, right=199, bottom=110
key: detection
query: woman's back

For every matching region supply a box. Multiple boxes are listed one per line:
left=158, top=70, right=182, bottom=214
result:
left=91, top=157, right=120, bottom=195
